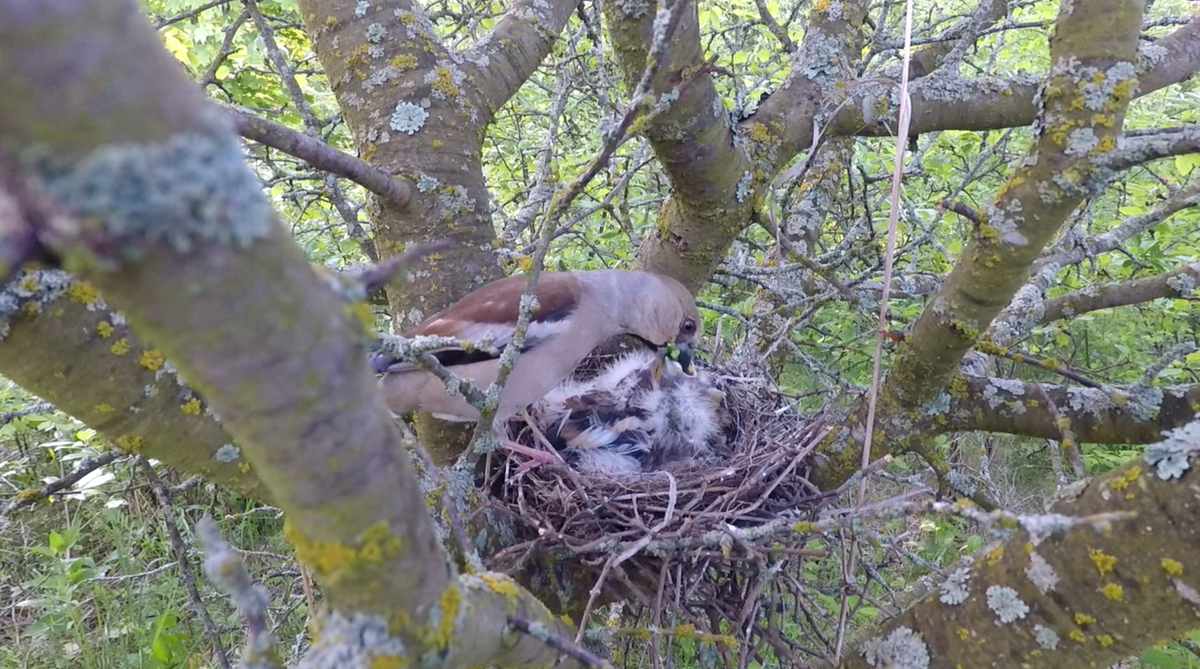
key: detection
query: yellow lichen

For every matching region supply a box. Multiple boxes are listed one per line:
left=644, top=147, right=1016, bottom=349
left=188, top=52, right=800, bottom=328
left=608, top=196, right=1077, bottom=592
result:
left=116, top=434, right=144, bottom=453
left=1161, top=558, right=1184, bottom=576
left=1074, top=612, right=1095, bottom=626
left=14, top=488, right=42, bottom=502
left=96, top=321, right=114, bottom=338
left=1108, top=466, right=1140, bottom=491
left=792, top=521, right=818, bottom=533
left=391, top=53, right=418, bottom=69
left=139, top=349, right=165, bottom=371
left=1069, top=629, right=1087, bottom=643
left=985, top=545, right=1004, bottom=567
left=369, top=655, right=407, bottom=669
left=180, top=398, right=202, bottom=416
left=94, top=403, right=115, bottom=415
left=110, top=338, right=130, bottom=355
left=66, top=281, right=100, bottom=305
left=480, top=572, right=522, bottom=598
left=428, top=66, right=457, bottom=99
left=1089, top=549, right=1116, bottom=576
left=1101, top=583, right=1124, bottom=602
left=957, top=628, right=970, bottom=640
left=1096, top=634, right=1114, bottom=648
left=427, top=582, right=462, bottom=648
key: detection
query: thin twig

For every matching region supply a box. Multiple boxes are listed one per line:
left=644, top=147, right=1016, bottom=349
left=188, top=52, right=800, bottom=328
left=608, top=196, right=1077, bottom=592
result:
left=1, top=450, right=124, bottom=519
left=139, top=458, right=234, bottom=669
left=509, top=615, right=614, bottom=669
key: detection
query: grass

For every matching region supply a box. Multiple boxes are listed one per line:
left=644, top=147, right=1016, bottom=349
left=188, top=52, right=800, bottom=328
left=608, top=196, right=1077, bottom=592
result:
left=0, top=389, right=309, bottom=669
left=2, top=381, right=1195, bottom=669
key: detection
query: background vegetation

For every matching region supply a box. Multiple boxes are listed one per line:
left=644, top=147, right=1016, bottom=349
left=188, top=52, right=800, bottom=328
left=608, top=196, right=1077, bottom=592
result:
left=1, top=0, right=1198, bottom=667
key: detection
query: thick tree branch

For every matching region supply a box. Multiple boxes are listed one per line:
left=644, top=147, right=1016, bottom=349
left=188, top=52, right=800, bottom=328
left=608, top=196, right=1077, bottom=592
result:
left=463, top=0, right=580, bottom=114
left=744, top=0, right=870, bottom=176
left=816, top=0, right=1150, bottom=489
left=605, top=0, right=870, bottom=290
left=1041, top=261, right=1200, bottom=323
left=882, top=1, right=1146, bottom=407
left=938, top=376, right=1200, bottom=445
left=226, top=106, right=412, bottom=207
left=1104, top=124, right=1200, bottom=172
left=601, top=2, right=748, bottom=260
left=835, top=14, right=1200, bottom=138
left=0, top=4, right=578, bottom=664
left=837, top=416, right=1200, bottom=669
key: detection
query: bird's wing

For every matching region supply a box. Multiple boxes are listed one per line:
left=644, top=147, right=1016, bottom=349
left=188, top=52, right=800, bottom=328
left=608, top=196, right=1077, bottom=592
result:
left=372, top=273, right=584, bottom=373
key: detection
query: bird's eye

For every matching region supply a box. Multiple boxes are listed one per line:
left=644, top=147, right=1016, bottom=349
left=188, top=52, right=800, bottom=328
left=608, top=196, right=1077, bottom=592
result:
left=682, top=318, right=696, bottom=334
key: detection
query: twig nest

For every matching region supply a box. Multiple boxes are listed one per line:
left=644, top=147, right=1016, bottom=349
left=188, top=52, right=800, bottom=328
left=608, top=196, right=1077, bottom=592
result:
left=487, top=348, right=832, bottom=566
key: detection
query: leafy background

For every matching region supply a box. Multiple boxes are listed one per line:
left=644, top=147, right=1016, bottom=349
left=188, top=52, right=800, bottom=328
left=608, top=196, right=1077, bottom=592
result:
left=2, top=0, right=1198, bottom=667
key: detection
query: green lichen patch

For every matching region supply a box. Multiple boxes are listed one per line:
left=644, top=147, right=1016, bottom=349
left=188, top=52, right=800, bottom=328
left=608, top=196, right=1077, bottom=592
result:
left=25, top=113, right=274, bottom=266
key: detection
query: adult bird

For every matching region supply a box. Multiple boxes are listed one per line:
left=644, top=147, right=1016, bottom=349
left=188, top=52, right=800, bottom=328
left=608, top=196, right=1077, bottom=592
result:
left=369, top=269, right=701, bottom=465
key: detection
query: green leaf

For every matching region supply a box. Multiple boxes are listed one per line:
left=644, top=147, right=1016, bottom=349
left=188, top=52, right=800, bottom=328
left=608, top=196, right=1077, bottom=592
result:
left=1174, top=153, right=1200, bottom=176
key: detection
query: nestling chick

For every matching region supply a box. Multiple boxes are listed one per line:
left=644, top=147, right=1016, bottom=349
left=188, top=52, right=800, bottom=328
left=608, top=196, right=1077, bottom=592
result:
left=525, top=349, right=734, bottom=477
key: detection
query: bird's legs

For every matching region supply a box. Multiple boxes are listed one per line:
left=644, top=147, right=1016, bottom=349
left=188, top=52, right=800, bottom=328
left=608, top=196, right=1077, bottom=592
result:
left=498, top=409, right=563, bottom=475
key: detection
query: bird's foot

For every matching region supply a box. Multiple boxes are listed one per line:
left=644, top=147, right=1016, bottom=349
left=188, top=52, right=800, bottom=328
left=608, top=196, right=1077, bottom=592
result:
left=501, top=440, right=563, bottom=476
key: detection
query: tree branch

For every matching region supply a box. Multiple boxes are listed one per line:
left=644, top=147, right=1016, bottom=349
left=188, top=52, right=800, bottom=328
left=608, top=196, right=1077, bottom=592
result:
left=462, top=0, right=580, bottom=114
left=0, top=2, right=581, bottom=665
left=815, top=0, right=1150, bottom=490
left=1103, top=124, right=1200, bottom=172
left=835, top=14, right=1200, bottom=138
left=1041, top=261, right=1200, bottom=323
left=881, top=0, right=1147, bottom=409
left=836, top=415, right=1200, bottom=669
left=226, top=106, right=412, bottom=207
left=938, top=376, right=1200, bottom=445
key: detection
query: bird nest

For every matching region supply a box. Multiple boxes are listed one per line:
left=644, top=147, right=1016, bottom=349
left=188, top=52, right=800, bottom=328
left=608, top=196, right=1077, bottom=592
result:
left=482, top=350, right=844, bottom=663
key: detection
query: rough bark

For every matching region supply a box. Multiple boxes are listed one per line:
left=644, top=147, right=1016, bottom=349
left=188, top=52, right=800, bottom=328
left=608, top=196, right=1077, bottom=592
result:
left=815, top=0, right=1151, bottom=490
left=0, top=272, right=268, bottom=500
left=0, top=2, right=579, bottom=665
left=835, top=418, right=1200, bottom=669
left=832, top=15, right=1200, bottom=139
left=938, top=376, right=1200, bottom=445
left=293, top=0, right=576, bottom=457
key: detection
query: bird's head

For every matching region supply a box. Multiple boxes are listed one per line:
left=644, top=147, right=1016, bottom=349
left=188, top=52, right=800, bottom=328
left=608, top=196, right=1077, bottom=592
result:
left=633, top=274, right=700, bottom=380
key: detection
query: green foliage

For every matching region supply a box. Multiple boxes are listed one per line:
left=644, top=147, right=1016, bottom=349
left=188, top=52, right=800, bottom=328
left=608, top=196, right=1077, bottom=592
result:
left=4, top=0, right=1200, bottom=667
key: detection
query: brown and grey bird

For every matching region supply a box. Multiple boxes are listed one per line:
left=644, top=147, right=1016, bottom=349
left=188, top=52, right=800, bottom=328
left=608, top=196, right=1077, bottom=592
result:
left=369, top=269, right=701, bottom=466
left=528, top=348, right=734, bottom=477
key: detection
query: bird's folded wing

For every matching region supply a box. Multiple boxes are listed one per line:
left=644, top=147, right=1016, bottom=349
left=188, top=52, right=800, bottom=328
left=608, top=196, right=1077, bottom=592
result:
left=372, top=273, right=584, bottom=373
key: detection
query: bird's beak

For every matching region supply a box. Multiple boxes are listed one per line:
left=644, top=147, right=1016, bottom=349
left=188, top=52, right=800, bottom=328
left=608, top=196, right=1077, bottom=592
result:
left=651, top=346, right=668, bottom=389
left=675, top=342, right=696, bottom=377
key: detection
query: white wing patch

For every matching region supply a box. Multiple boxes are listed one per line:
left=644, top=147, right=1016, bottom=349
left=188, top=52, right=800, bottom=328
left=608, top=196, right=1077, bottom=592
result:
left=432, top=317, right=573, bottom=352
